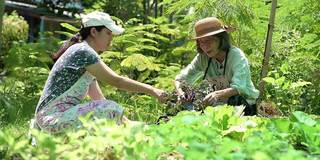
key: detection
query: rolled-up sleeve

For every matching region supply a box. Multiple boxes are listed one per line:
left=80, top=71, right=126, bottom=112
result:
left=230, top=56, right=259, bottom=100
left=175, top=54, right=206, bottom=85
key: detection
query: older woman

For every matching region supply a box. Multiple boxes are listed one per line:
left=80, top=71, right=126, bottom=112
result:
left=34, top=11, right=167, bottom=134
left=174, top=17, right=259, bottom=115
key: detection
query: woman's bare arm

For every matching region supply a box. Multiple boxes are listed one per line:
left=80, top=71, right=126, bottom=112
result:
left=87, top=80, right=106, bottom=100
left=86, top=61, right=166, bottom=102
left=173, top=80, right=185, bottom=96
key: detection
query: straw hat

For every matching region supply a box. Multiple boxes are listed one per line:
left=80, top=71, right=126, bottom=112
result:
left=193, top=17, right=226, bottom=39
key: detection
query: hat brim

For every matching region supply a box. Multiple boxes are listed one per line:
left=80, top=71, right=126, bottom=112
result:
left=192, top=29, right=226, bottom=40
left=107, top=23, right=125, bottom=35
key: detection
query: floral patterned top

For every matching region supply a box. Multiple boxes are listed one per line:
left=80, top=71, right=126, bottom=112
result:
left=35, top=41, right=100, bottom=113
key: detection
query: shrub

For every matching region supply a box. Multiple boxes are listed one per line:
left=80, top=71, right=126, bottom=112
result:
left=1, top=11, right=29, bottom=54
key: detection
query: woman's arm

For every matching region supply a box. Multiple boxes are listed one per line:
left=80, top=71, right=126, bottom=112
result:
left=229, top=49, right=259, bottom=100
left=86, top=61, right=166, bottom=102
left=174, top=54, right=206, bottom=97
left=203, top=87, right=238, bottom=105
left=87, top=80, right=106, bottom=100
left=173, top=80, right=185, bottom=96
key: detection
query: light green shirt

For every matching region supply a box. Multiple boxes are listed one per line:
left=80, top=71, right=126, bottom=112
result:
left=175, top=46, right=259, bottom=103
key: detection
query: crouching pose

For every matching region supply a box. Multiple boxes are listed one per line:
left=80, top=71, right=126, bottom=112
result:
left=34, top=11, right=167, bottom=134
left=174, top=17, right=259, bottom=115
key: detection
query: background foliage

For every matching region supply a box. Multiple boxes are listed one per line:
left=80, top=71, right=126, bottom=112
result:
left=1, top=11, right=28, bottom=55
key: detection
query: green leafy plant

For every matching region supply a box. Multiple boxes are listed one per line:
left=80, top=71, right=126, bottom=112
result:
left=1, top=107, right=319, bottom=159
left=263, top=75, right=312, bottom=114
left=1, top=11, right=29, bottom=54
left=0, top=35, right=58, bottom=124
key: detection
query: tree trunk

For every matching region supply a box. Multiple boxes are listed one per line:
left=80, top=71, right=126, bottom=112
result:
left=154, top=0, right=158, bottom=18
left=144, top=0, right=150, bottom=23
left=143, top=0, right=147, bottom=23
left=159, top=0, right=163, bottom=16
left=0, top=0, right=4, bottom=71
left=0, top=0, right=5, bottom=51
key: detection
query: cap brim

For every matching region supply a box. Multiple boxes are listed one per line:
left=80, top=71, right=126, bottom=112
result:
left=192, top=29, right=226, bottom=40
left=108, top=24, right=125, bottom=35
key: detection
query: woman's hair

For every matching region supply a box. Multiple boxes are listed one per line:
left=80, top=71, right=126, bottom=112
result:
left=196, top=31, right=231, bottom=54
left=52, top=25, right=106, bottom=61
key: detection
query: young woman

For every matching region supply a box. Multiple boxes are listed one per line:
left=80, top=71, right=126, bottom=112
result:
left=34, top=11, right=167, bottom=134
left=174, top=17, right=259, bottom=115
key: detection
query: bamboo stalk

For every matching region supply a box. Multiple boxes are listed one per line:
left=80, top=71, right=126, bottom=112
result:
left=258, top=0, right=278, bottom=102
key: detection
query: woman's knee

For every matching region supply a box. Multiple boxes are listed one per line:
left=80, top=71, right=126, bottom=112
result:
left=90, top=99, right=124, bottom=120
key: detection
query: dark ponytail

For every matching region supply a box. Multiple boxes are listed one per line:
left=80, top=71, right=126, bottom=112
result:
left=52, top=25, right=106, bottom=61
left=52, top=33, right=81, bottom=61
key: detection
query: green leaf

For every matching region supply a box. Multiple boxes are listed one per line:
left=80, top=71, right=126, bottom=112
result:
left=121, top=54, right=160, bottom=71
left=141, top=45, right=160, bottom=52
left=54, top=31, right=75, bottom=38
left=252, top=151, right=271, bottom=160
left=143, top=32, right=170, bottom=42
left=179, top=114, right=200, bottom=125
left=262, top=77, right=275, bottom=84
left=290, top=111, right=317, bottom=127
left=275, top=77, right=286, bottom=86
left=159, top=25, right=180, bottom=36
left=305, top=40, right=320, bottom=50
left=126, top=18, right=142, bottom=25
left=101, top=51, right=122, bottom=59
left=137, top=38, right=158, bottom=44
left=272, top=119, right=291, bottom=133
left=60, top=23, right=79, bottom=32
left=125, top=46, right=141, bottom=53
left=299, top=33, right=317, bottom=45
left=13, top=140, right=28, bottom=151
left=148, top=16, right=168, bottom=24
left=290, top=80, right=312, bottom=89
left=138, top=70, right=151, bottom=82
left=111, top=16, right=124, bottom=26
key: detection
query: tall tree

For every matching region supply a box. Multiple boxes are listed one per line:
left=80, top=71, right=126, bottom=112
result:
left=154, top=0, right=158, bottom=18
left=0, top=0, right=4, bottom=51
left=143, top=0, right=151, bottom=23
left=159, top=0, right=163, bottom=16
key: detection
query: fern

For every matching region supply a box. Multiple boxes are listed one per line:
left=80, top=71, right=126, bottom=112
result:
left=120, top=54, right=161, bottom=72
left=60, top=23, right=80, bottom=32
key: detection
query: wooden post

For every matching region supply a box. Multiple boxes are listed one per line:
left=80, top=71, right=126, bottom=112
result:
left=258, top=0, right=277, bottom=102
left=0, top=0, right=5, bottom=51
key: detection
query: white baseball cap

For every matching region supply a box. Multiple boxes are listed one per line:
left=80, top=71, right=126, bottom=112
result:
left=81, top=11, right=124, bottom=35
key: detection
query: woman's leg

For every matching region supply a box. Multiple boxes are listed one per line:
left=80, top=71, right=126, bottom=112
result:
left=36, top=99, right=124, bottom=134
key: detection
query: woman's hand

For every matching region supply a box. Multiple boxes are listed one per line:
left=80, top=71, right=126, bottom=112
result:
left=203, top=90, right=227, bottom=106
left=174, top=80, right=194, bottom=104
left=203, top=88, right=239, bottom=106
left=152, top=88, right=168, bottom=103
left=177, top=91, right=195, bottom=104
